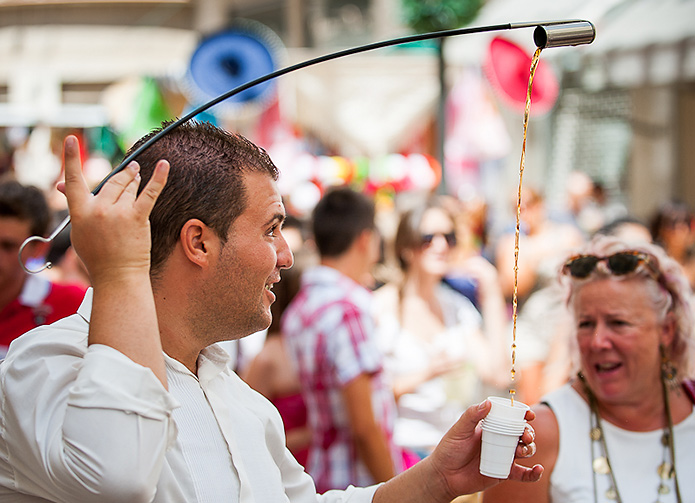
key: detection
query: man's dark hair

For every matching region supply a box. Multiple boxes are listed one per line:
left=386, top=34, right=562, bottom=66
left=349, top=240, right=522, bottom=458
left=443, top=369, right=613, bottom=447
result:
left=0, top=179, right=51, bottom=237
left=311, top=186, right=375, bottom=258
left=127, top=121, right=279, bottom=278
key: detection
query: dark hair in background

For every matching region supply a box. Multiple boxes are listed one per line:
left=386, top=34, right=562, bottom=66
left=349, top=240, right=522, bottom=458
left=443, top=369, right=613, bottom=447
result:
left=127, top=120, right=279, bottom=278
left=0, top=179, right=51, bottom=237
left=594, top=215, right=648, bottom=238
left=649, top=200, right=695, bottom=245
left=311, top=186, right=375, bottom=258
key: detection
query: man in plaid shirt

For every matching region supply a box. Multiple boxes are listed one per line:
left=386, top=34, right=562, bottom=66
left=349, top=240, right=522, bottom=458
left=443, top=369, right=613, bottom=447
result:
left=283, top=187, right=403, bottom=492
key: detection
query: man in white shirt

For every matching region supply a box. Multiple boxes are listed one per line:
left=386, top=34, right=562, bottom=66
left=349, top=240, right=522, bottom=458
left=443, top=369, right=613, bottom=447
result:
left=0, top=121, right=542, bottom=502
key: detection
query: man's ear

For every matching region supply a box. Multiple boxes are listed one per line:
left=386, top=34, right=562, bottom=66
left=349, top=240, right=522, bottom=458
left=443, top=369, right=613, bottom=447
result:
left=179, top=219, right=218, bottom=268
left=355, top=228, right=374, bottom=252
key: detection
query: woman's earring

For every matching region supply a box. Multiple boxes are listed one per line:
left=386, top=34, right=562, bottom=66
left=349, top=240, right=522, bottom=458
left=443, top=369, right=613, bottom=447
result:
left=660, top=344, right=678, bottom=391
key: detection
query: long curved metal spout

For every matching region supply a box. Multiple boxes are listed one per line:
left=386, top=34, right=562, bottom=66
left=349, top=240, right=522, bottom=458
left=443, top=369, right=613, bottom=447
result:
left=19, top=19, right=596, bottom=275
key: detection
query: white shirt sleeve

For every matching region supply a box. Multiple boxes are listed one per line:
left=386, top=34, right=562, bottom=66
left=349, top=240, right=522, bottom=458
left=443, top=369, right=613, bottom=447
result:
left=0, top=320, right=179, bottom=503
left=318, top=484, right=382, bottom=502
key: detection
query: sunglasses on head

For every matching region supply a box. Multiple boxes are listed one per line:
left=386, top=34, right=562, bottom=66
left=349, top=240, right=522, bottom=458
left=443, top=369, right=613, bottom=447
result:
left=421, top=232, right=457, bottom=248
left=562, top=251, right=657, bottom=279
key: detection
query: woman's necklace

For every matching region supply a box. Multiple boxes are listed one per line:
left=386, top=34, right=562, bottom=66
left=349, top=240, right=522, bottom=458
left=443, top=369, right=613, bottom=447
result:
left=578, top=373, right=682, bottom=503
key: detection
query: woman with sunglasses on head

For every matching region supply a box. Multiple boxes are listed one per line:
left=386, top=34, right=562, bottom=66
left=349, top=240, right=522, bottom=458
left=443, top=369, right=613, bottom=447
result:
left=373, top=197, right=508, bottom=462
left=483, top=235, right=695, bottom=503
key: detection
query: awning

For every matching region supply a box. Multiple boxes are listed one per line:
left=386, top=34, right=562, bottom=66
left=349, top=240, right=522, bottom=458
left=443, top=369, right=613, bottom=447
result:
left=280, top=49, right=439, bottom=157
left=445, top=0, right=695, bottom=88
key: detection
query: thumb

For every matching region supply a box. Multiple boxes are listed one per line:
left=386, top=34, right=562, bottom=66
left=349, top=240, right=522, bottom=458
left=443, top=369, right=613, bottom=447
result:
left=455, top=399, right=491, bottom=438
left=472, top=399, right=492, bottom=424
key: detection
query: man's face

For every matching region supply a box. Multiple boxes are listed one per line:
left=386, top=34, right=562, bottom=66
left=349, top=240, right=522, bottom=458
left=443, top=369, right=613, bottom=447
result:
left=200, top=172, right=294, bottom=341
left=0, top=217, right=33, bottom=291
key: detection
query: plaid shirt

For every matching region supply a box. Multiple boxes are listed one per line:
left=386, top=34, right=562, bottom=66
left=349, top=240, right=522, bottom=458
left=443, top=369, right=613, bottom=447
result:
left=282, top=265, right=401, bottom=492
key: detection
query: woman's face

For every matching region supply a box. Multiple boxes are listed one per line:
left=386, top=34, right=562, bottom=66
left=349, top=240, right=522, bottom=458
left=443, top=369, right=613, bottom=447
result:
left=412, top=207, right=456, bottom=278
left=572, top=276, right=674, bottom=405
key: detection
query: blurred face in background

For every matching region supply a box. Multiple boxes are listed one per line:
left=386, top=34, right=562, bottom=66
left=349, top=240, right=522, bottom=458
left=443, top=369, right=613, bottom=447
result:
left=0, top=217, right=33, bottom=293
left=412, top=207, right=456, bottom=279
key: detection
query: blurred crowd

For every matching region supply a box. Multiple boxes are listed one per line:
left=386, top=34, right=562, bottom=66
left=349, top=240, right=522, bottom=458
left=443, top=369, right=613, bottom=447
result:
left=2, top=134, right=695, bottom=500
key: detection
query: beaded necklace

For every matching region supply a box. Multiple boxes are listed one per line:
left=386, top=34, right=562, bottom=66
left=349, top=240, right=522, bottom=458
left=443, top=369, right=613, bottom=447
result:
left=579, top=373, right=682, bottom=503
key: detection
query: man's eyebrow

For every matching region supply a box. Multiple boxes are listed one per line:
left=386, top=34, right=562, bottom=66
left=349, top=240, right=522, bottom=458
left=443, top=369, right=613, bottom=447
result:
left=265, top=213, right=286, bottom=227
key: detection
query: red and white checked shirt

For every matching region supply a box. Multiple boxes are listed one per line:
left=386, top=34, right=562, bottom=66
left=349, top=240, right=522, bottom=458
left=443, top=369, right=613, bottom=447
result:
left=282, top=265, right=403, bottom=493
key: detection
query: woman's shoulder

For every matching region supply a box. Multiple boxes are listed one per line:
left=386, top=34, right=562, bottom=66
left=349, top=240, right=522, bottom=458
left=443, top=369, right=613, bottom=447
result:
left=531, top=402, right=560, bottom=451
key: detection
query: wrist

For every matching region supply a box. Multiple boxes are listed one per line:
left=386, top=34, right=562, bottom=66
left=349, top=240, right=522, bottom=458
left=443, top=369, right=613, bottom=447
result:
left=89, top=263, right=152, bottom=288
left=421, top=456, right=456, bottom=503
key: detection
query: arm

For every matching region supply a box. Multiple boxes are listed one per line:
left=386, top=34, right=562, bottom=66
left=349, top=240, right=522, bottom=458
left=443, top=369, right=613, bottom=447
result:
left=62, top=135, right=170, bottom=387
left=0, top=137, right=175, bottom=502
left=61, top=136, right=173, bottom=496
left=372, top=400, right=543, bottom=503
left=462, top=256, right=510, bottom=386
left=342, top=373, right=396, bottom=483
left=391, top=352, right=463, bottom=401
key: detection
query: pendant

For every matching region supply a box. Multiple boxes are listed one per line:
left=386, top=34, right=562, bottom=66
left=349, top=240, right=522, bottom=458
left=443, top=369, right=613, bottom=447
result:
left=657, top=462, right=674, bottom=480
left=590, top=427, right=602, bottom=441
left=605, top=487, right=618, bottom=500
left=593, top=456, right=610, bottom=475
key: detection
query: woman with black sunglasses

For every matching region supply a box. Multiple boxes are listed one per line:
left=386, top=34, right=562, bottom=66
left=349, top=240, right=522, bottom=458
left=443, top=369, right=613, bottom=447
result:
left=373, top=197, right=508, bottom=462
left=483, top=235, right=695, bottom=503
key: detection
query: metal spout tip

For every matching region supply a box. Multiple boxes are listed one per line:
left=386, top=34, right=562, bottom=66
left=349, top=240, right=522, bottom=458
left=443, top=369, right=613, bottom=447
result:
left=534, top=21, right=596, bottom=49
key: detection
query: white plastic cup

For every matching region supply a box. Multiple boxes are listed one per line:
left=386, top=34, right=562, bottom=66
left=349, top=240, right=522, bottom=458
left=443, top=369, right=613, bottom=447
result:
left=479, top=396, right=529, bottom=479
left=479, top=428, right=522, bottom=479
left=487, top=396, right=529, bottom=422
left=480, top=419, right=525, bottom=435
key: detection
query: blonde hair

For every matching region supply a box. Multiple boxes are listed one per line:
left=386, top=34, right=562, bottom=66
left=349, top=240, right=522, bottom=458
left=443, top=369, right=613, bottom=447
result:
left=561, top=235, right=695, bottom=379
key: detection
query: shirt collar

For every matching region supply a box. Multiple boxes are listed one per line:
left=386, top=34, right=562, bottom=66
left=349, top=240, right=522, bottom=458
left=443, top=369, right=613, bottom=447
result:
left=77, top=288, right=233, bottom=383
left=164, top=344, right=233, bottom=384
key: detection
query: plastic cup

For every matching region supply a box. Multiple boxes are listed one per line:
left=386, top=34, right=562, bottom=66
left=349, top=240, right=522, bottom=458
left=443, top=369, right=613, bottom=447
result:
left=487, top=396, right=529, bottom=422
left=479, top=428, right=522, bottom=478
left=479, top=396, right=529, bottom=479
left=480, top=419, right=525, bottom=435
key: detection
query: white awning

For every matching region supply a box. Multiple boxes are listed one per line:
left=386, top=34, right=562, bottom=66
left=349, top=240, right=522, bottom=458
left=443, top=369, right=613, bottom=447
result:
left=445, top=0, right=695, bottom=88
left=280, top=49, right=439, bottom=157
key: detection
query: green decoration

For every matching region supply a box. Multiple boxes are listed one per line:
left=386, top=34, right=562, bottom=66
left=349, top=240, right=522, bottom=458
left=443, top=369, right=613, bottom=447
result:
left=401, top=0, right=484, bottom=33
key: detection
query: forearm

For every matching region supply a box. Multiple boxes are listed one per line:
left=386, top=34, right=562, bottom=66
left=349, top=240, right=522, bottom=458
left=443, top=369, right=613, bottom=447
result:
left=353, top=426, right=396, bottom=483
left=392, top=369, right=433, bottom=400
left=372, top=456, right=451, bottom=503
left=90, top=274, right=167, bottom=388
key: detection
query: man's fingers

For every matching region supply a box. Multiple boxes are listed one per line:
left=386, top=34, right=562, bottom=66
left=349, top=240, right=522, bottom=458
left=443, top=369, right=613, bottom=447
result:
left=98, top=162, right=141, bottom=203
left=122, top=170, right=142, bottom=200
left=134, top=160, right=170, bottom=216
left=520, top=424, right=535, bottom=446
left=62, top=136, right=90, bottom=208
left=509, top=463, right=543, bottom=482
left=516, top=440, right=536, bottom=458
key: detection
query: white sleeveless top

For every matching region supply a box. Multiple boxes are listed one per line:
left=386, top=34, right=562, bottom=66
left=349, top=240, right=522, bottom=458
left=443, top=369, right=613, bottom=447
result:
left=543, top=384, right=695, bottom=503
